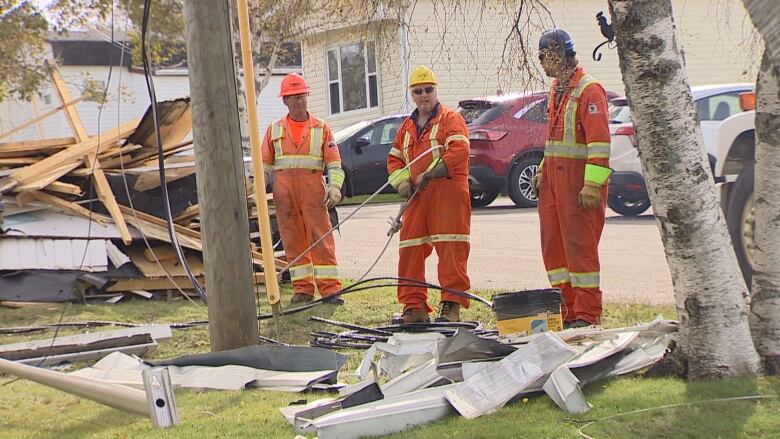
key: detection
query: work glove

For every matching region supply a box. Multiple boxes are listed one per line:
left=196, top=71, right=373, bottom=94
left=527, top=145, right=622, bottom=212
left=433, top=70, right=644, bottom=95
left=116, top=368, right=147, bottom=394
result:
left=531, top=171, right=542, bottom=198
left=578, top=183, right=602, bottom=210
left=415, top=160, right=449, bottom=192
left=397, top=180, right=414, bottom=200
left=324, top=186, right=342, bottom=209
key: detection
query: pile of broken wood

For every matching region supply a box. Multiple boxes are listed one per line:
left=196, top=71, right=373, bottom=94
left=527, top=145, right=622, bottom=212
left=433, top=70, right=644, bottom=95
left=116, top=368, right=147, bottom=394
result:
left=0, top=66, right=282, bottom=306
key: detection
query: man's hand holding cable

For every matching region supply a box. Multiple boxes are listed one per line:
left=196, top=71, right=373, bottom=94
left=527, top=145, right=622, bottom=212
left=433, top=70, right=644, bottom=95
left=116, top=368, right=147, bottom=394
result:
left=415, top=160, right=449, bottom=192
left=578, top=182, right=602, bottom=209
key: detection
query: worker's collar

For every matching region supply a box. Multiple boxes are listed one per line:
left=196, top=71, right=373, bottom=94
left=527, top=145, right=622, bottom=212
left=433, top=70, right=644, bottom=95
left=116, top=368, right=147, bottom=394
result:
left=410, top=102, right=441, bottom=124
left=285, top=111, right=323, bottom=127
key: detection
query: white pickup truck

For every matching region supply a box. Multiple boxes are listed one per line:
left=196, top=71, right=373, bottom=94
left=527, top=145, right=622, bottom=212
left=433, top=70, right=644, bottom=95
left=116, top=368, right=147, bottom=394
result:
left=715, top=91, right=757, bottom=287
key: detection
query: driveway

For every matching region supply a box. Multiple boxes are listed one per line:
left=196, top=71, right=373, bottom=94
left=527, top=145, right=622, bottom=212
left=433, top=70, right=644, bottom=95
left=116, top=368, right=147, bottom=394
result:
left=334, top=198, right=675, bottom=305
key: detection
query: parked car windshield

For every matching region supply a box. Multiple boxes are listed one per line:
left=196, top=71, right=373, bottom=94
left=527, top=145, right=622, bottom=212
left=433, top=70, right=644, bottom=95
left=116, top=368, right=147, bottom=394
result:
left=608, top=99, right=631, bottom=124
left=458, top=101, right=509, bottom=125
left=334, top=120, right=371, bottom=143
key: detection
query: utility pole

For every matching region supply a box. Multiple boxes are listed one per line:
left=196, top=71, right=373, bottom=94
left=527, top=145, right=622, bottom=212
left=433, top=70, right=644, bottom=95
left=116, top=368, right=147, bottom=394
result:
left=183, top=0, right=258, bottom=350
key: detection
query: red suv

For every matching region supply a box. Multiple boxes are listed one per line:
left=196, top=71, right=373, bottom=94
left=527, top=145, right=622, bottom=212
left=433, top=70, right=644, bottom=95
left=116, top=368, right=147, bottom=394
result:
left=459, top=90, right=620, bottom=208
left=459, top=92, right=548, bottom=207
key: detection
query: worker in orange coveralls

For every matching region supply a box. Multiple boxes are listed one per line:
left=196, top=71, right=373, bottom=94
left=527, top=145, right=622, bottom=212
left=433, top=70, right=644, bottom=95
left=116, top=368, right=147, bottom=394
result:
left=532, top=29, right=612, bottom=328
left=261, top=73, right=345, bottom=305
left=387, top=66, right=472, bottom=324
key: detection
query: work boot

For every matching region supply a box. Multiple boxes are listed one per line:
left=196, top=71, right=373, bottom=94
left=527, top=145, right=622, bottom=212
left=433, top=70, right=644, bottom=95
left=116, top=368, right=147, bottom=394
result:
left=401, top=308, right=430, bottom=324
left=322, top=295, right=344, bottom=306
left=564, top=319, right=593, bottom=329
left=435, top=301, right=461, bottom=323
left=290, top=293, right=314, bottom=304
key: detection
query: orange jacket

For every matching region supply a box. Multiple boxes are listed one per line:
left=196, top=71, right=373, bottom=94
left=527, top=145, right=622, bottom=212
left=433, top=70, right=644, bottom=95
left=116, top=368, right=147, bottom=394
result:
left=387, top=103, right=470, bottom=188
left=545, top=67, right=611, bottom=184
left=261, top=113, right=344, bottom=187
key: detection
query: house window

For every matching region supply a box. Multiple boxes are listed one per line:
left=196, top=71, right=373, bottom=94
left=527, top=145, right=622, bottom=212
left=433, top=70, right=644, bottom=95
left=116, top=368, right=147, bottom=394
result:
left=327, top=41, right=378, bottom=115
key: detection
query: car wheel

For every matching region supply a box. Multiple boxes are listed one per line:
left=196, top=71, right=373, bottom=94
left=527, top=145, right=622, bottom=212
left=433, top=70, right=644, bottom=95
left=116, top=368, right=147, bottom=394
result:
left=726, top=161, right=754, bottom=289
left=607, top=193, right=651, bottom=216
left=508, top=156, right=541, bottom=208
left=470, top=189, right=499, bottom=207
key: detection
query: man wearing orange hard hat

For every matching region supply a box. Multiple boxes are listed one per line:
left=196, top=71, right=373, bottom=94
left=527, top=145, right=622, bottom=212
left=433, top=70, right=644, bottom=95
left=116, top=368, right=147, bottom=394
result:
left=387, top=65, right=472, bottom=323
left=261, top=73, right=345, bottom=305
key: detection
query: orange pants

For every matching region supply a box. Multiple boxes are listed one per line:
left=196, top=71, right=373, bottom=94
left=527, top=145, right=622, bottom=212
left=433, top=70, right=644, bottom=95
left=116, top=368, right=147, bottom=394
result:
left=538, top=157, right=606, bottom=324
left=274, top=169, right=341, bottom=297
left=398, top=178, right=471, bottom=313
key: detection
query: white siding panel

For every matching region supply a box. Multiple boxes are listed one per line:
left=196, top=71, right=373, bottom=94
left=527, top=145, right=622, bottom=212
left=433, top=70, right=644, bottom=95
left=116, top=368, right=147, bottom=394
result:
left=0, top=238, right=107, bottom=272
left=257, top=75, right=290, bottom=130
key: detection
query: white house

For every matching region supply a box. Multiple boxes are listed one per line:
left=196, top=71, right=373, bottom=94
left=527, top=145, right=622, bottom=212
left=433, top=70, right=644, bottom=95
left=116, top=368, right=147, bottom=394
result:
left=301, top=0, right=762, bottom=130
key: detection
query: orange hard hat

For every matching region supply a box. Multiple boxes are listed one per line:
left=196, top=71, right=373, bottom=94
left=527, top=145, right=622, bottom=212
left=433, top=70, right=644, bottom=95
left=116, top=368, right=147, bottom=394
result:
left=279, top=73, right=311, bottom=97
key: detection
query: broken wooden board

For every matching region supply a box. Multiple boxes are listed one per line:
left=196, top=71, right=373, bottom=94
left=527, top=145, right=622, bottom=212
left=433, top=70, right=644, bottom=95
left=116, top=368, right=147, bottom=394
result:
left=0, top=119, right=139, bottom=193
left=126, top=246, right=205, bottom=278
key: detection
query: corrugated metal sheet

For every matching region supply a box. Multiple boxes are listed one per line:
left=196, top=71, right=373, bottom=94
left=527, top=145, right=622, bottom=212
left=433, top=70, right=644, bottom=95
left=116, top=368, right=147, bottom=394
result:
left=0, top=238, right=108, bottom=272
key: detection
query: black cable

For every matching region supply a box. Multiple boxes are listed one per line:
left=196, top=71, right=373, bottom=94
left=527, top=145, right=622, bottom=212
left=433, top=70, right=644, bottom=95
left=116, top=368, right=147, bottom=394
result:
left=140, top=0, right=207, bottom=303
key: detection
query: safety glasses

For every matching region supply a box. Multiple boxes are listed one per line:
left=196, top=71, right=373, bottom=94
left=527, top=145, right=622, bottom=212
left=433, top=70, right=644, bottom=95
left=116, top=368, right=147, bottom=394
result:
left=411, top=86, right=436, bottom=95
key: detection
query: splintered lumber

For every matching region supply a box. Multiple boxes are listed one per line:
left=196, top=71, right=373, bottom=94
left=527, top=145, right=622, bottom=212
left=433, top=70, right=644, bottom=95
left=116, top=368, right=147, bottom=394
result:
left=118, top=205, right=285, bottom=269
left=44, top=181, right=84, bottom=196
left=0, top=118, right=139, bottom=193
left=48, top=64, right=132, bottom=245
left=173, top=204, right=199, bottom=225
left=0, top=137, right=76, bottom=158
left=28, top=190, right=108, bottom=225
left=15, top=162, right=82, bottom=191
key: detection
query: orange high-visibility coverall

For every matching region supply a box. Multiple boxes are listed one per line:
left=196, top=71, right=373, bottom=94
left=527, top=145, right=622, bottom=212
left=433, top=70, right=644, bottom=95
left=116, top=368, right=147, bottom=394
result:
left=261, top=113, right=343, bottom=297
left=539, top=67, right=611, bottom=324
left=387, top=104, right=471, bottom=313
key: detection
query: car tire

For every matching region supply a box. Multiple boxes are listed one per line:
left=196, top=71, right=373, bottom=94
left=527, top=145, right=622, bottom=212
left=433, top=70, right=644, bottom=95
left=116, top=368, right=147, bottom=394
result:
left=607, top=193, right=651, bottom=216
left=726, top=161, right=754, bottom=289
left=470, top=189, right=499, bottom=207
left=508, top=155, right=541, bottom=208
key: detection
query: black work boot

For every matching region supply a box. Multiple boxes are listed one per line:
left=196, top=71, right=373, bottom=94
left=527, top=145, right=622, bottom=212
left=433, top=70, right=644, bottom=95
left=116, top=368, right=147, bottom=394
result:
left=435, top=301, right=461, bottom=323
left=290, top=293, right=314, bottom=304
left=322, top=295, right=344, bottom=305
left=401, top=308, right=430, bottom=324
left=564, top=319, right=593, bottom=329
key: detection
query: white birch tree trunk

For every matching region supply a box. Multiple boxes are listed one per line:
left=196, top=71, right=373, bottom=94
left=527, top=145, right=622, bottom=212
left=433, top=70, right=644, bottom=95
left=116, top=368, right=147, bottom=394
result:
left=608, top=0, right=760, bottom=379
left=750, top=49, right=780, bottom=374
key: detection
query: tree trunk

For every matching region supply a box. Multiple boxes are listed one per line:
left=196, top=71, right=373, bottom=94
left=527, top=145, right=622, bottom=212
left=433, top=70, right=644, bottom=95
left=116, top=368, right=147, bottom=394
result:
left=608, top=0, right=761, bottom=379
left=741, top=1, right=780, bottom=67
left=751, top=49, right=780, bottom=375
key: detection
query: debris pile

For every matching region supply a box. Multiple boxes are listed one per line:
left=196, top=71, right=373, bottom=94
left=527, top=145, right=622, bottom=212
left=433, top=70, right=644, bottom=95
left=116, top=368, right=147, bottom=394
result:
left=0, top=76, right=283, bottom=305
left=283, top=317, right=677, bottom=438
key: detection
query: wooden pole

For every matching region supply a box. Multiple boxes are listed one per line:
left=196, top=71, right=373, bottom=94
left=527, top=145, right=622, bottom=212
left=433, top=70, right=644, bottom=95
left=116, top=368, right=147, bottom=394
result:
left=183, top=0, right=259, bottom=350
left=236, top=0, right=282, bottom=313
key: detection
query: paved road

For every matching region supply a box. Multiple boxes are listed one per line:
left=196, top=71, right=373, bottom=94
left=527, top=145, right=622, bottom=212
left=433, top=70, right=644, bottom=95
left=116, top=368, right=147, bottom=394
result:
left=334, top=198, right=675, bottom=305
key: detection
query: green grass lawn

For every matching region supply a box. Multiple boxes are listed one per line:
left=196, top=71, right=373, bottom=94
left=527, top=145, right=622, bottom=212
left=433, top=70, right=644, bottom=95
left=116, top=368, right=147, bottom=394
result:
left=1, top=284, right=778, bottom=439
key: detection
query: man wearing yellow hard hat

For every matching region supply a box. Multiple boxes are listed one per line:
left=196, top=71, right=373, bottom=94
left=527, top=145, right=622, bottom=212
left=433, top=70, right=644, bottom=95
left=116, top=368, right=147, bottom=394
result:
left=387, top=66, right=472, bottom=323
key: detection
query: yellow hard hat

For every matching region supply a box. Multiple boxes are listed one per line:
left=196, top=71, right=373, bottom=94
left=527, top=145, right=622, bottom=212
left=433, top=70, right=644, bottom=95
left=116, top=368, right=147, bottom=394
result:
left=409, top=65, right=437, bottom=87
